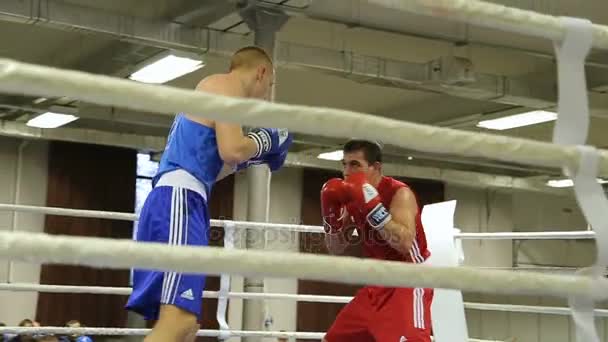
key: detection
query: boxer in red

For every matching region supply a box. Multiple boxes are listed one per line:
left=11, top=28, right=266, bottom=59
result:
left=321, top=139, right=433, bottom=342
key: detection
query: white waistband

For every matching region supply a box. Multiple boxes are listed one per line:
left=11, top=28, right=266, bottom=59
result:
left=155, top=169, right=207, bottom=201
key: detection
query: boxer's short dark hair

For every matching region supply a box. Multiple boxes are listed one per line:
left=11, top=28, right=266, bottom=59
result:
left=229, top=46, right=273, bottom=71
left=343, top=139, right=382, bottom=164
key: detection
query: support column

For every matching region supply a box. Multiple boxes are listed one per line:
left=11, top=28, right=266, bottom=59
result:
left=239, top=2, right=288, bottom=341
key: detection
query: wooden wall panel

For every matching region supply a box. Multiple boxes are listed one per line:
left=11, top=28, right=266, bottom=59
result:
left=37, top=141, right=136, bottom=327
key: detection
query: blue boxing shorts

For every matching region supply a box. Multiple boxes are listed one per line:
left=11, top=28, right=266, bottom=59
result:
left=126, top=185, right=209, bottom=320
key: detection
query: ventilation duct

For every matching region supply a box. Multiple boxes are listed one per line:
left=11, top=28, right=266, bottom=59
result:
left=0, top=0, right=251, bottom=55
left=277, top=42, right=556, bottom=108
left=0, top=0, right=559, bottom=108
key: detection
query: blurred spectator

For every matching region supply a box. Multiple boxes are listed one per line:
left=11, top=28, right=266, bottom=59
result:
left=8, top=319, right=38, bottom=342
left=0, top=322, right=7, bottom=342
left=17, top=320, right=32, bottom=328
left=65, top=322, right=79, bottom=329
left=62, top=321, right=91, bottom=342
left=277, top=330, right=288, bottom=342
left=36, top=337, right=58, bottom=342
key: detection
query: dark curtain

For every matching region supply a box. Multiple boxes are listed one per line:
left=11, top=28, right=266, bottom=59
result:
left=37, top=141, right=136, bottom=327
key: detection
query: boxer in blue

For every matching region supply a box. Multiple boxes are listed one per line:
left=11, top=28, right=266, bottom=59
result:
left=125, top=46, right=292, bottom=342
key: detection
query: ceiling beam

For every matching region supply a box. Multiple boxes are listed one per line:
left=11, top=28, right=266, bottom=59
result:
left=0, top=120, right=562, bottom=193
left=587, top=66, right=608, bottom=94
left=0, top=0, right=597, bottom=113
left=275, top=43, right=557, bottom=108
left=77, top=104, right=174, bottom=128
left=0, top=103, right=552, bottom=178
left=2, top=0, right=607, bottom=116
left=0, top=120, right=166, bottom=151
left=172, top=0, right=238, bottom=26
left=0, top=0, right=251, bottom=55
left=264, top=0, right=608, bottom=69
left=0, top=102, right=174, bottom=130
left=292, top=132, right=557, bottom=176
left=73, top=42, right=162, bottom=77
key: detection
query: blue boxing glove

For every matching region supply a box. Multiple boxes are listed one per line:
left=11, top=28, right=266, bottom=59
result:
left=267, top=148, right=289, bottom=171
left=237, top=131, right=292, bottom=172
left=75, top=336, right=93, bottom=342
left=247, top=128, right=290, bottom=159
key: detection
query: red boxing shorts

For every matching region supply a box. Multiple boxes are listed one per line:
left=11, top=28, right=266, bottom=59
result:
left=325, top=286, right=433, bottom=342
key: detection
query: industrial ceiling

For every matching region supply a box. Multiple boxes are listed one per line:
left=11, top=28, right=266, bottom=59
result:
left=1, top=0, right=608, bottom=192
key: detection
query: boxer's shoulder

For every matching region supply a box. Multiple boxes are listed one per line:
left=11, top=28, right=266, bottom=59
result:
left=196, top=73, right=245, bottom=97
left=384, top=176, right=406, bottom=189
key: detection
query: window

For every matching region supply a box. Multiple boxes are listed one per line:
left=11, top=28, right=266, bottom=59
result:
left=131, top=153, right=159, bottom=284
left=134, top=153, right=159, bottom=231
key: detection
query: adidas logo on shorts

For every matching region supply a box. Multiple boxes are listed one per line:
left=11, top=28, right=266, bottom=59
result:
left=180, top=288, right=195, bottom=300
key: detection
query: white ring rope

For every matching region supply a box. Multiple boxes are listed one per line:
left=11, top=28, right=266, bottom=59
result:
left=0, top=203, right=136, bottom=221
left=0, top=203, right=594, bottom=240
left=464, top=302, right=608, bottom=318
left=367, top=0, right=608, bottom=50
left=0, top=327, right=324, bottom=339
left=0, top=283, right=354, bottom=302
left=0, top=231, right=607, bottom=301
left=1, top=59, right=608, bottom=176
left=455, top=231, right=594, bottom=240
left=0, top=283, right=131, bottom=296
left=2, top=282, right=608, bottom=317
left=0, top=327, right=502, bottom=342
left=0, top=203, right=324, bottom=233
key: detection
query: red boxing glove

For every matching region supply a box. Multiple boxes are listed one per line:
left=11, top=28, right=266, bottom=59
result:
left=320, top=178, right=349, bottom=234
left=343, top=172, right=392, bottom=230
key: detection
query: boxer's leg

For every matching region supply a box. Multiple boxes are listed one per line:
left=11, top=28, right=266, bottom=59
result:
left=324, top=288, right=374, bottom=342
left=370, top=287, right=433, bottom=342
left=127, top=187, right=209, bottom=342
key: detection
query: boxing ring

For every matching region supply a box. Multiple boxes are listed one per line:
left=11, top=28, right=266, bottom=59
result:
left=0, top=203, right=601, bottom=342
left=0, top=0, right=608, bottom=341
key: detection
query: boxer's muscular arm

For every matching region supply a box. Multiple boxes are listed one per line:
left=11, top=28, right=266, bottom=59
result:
left=377, top=187, right=417, bottom=256
left=186, top=76, right=258, bottom=164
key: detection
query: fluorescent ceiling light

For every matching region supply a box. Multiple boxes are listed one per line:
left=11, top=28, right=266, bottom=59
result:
left=546, top=179, right=574, bottom=188
left=129, top=53, right=204, bottom=84
left=26, top=112, right=78, bottom=128
left=477, top=110, right=557, bottom=130
left=317, top=150, right=343, bottom=161
left=547, top=178, right=608, bottom=188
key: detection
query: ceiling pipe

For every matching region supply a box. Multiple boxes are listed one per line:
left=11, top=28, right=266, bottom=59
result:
left=0, top=0, right=251, bottom=55
left=257, top=0, right=608, bottom=69
left=0, top=0, right=574, bottom=110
